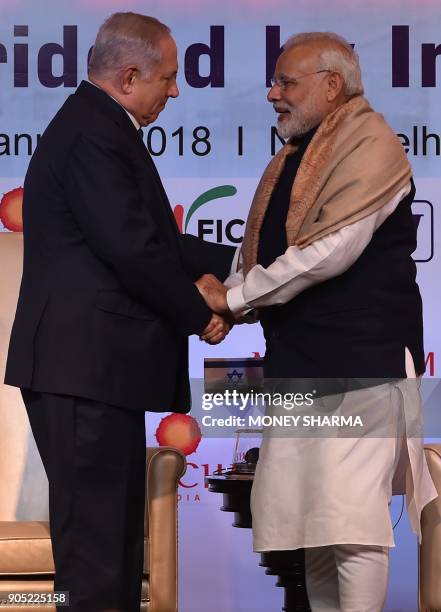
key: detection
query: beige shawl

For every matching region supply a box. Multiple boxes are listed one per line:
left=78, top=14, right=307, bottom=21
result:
left=241, top=95, right=411, bottom=275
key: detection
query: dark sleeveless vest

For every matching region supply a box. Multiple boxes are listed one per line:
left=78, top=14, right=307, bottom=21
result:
left=257, top=136, right=424, bottom=379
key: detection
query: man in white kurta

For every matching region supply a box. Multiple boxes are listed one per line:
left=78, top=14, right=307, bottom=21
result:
left=197, top=31, right=437, bottom=612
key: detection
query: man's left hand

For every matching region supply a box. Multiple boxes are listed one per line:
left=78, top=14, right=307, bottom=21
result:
left=200, top=313, right=232, bottom=345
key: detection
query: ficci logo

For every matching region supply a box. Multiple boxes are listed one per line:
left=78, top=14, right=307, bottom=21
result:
left=173, top=185, right=244, bottom=243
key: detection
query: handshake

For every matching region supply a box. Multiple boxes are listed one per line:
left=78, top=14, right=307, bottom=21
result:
left=195, top=274, right=233, bottom=346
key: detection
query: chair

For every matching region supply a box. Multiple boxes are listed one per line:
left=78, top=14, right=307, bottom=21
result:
left=0, top=446, right=186, bottom=612
left=419, top=444, right=441, bottom=611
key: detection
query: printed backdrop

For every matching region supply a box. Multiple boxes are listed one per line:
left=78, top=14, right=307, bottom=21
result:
left=1, top=1, right=440, bottom=610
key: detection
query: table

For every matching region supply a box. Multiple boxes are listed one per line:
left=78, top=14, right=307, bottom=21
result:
left=205, top=473, right=311, bottom=612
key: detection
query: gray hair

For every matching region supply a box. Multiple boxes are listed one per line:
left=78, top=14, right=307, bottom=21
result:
left=283, top=32, right=364, bottom=96
left=88, top=12, right=171, bottom=80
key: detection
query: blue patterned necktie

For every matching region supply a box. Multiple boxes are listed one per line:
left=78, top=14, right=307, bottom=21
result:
left=138, top=128, right=144, bottom=141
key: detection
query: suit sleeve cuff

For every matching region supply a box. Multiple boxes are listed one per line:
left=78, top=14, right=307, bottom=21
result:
left=192, top=301, right=213, bottom=336
left=227, top=284, right=251, bottom=317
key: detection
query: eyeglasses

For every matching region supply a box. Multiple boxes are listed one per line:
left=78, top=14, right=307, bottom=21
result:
left=270, top=70, right=331, bottom=91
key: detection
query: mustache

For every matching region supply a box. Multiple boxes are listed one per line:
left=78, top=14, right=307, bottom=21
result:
left=274, top=105, right=292, bottom=113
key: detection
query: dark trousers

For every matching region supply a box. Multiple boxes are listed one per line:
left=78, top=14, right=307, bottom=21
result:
left=21, top=390, right=146, bottom=612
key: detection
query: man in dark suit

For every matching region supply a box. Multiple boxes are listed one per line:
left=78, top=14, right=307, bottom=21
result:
left=5, top=12, right=235, bottom=611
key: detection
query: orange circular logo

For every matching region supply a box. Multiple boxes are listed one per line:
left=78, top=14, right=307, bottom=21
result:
left=155, top=414, right=202, bottom=456
left=0, top=187, right=24, bottom=232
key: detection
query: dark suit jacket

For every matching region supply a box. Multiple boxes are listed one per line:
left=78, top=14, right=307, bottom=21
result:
left=5, top=80, right=235, bottom=412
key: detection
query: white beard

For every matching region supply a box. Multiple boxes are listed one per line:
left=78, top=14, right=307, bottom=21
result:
left=276, top=104, right=324, bottom=140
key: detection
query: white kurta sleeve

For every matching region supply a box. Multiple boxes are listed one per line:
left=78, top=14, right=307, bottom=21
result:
left=226, top=183, right=412, bottom=317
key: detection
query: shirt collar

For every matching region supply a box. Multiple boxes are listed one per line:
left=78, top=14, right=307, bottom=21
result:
left=87, top=79, right=141, bottom=131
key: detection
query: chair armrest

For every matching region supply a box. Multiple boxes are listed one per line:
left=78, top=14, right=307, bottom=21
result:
left=145, top=447, right=186, bottom=612
left=419, top=444, right=441, bottom=611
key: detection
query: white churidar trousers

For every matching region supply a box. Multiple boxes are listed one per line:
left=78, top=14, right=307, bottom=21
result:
left=305, top=544, right=389, bottom=612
